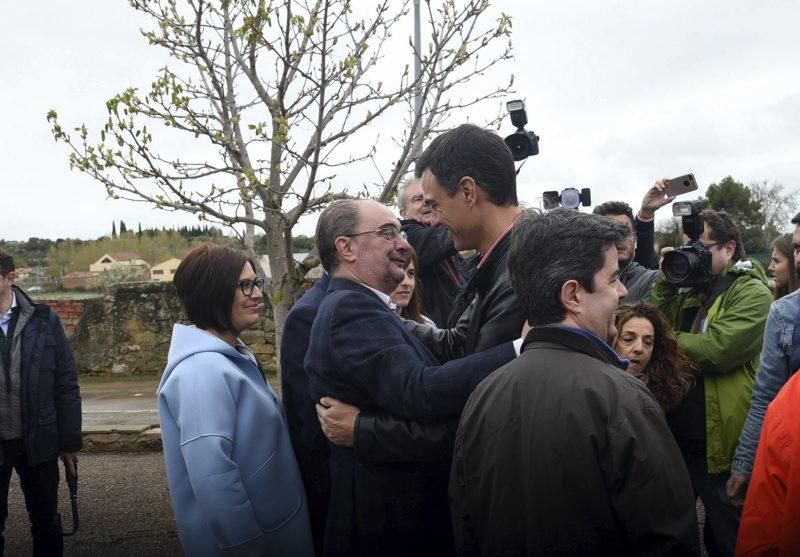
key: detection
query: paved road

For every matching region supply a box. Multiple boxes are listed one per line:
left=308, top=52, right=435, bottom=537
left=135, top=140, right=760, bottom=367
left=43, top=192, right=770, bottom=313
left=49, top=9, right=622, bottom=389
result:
left=79, top=376, right=280, bottom=432
left=4, top=452, right=181, bottom=556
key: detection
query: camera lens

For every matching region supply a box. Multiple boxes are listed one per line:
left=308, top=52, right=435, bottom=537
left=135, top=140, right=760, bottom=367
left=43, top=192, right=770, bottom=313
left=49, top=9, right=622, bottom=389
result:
left=670, top=255, right=689, bottom=277
left=663, top=250, right=695, bottom=284
left=504, top=134, right=534, bottom=161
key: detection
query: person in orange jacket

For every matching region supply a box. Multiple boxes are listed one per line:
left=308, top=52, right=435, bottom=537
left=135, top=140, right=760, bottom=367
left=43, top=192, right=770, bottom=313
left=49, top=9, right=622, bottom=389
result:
left=736, top=370, right=800, bottom=556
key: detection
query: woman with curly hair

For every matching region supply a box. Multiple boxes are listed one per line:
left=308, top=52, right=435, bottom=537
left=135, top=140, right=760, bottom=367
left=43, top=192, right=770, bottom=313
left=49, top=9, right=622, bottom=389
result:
left=612, top=301, right=696, bottom=411
left=768, top=233, right=799, bottom=299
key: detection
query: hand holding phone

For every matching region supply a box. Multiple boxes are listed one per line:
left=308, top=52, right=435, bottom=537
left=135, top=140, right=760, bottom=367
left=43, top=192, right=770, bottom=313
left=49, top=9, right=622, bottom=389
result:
left=663, top=174, right=699, bottom=198
left=640, top=175, right=699, bottom=220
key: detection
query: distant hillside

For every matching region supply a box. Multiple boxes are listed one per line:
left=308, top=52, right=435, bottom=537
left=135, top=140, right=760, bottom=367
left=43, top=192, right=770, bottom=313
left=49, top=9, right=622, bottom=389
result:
left=1, top=225, right=316, bottom=279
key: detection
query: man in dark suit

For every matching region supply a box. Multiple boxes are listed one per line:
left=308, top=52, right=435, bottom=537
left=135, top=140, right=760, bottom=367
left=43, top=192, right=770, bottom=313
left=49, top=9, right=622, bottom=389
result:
left=305, top=199, right=516, bottom=557
left=280, top=272, right=330, bottom=556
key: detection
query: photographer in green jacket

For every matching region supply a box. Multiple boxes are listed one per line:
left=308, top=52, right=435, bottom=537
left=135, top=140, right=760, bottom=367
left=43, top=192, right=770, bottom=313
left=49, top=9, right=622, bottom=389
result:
left=651, top=208, right=772, bottom=557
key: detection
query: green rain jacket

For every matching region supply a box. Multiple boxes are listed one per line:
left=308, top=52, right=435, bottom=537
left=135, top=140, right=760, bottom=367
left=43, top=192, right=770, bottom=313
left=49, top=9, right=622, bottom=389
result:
left=650, top=259, right=772, bottom=474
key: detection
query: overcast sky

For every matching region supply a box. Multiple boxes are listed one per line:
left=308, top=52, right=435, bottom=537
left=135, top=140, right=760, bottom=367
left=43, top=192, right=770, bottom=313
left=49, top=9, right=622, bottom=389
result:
left=3, top=1, right=800, bottom=242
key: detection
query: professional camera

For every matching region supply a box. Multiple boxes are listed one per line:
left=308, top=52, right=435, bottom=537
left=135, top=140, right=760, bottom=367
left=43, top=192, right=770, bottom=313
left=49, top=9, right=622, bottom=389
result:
left=542, top=188, right=592, bottom=210
left=504, top=100, right=540, bottom=161
left=662, top=200, right=713, bottom=287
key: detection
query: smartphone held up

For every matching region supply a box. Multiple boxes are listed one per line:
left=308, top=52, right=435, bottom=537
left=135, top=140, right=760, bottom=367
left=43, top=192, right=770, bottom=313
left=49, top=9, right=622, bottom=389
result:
left=664, top=174, right=699, bottom=198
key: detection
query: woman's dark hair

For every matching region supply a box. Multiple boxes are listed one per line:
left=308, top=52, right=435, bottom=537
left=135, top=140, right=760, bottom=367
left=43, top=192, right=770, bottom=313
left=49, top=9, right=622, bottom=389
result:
left=398, top=247, right=426, bottom=324
left=613, top=302, right=696, bottom=411
left=771, top=233, right=799, bottom=300
left=173, top=244, right=256, bottom=332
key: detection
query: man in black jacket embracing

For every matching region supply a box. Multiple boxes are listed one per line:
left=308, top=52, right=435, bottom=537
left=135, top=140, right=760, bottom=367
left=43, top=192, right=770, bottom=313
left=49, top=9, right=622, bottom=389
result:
left=0, top=250, right=81, bottom=556
left=450, top=210, right=699, bottom=556
left=409, top=123, right=526, bottom=360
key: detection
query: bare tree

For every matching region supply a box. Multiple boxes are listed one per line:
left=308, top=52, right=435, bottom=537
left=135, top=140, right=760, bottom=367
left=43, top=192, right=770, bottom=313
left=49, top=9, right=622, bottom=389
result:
left=655, top=217, right=683, bottom=251
left=749, top=180, right=800, bottom=250
left=47, top=0, right=514, bottom=376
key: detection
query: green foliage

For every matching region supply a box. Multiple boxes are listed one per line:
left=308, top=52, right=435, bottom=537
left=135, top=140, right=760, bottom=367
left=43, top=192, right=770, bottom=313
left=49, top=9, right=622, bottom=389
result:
left=89, top=264, right=150, bottom=289
left=291, top=235, right=315, bottom=251
left=0, top=238, right=53, bottom=269
left=699, top=176, right=766, bottom=254
left=655, top=218, right=684, bottom=250
left=45, top=226, right=227, bottom=278
left=252, top=233, right=314, bottom=253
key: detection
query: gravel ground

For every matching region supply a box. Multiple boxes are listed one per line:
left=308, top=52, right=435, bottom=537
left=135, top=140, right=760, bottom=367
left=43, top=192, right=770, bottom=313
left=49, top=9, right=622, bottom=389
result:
left=3, top=451, right=709, bottom=556
left=4, top=452, right=181, bottom=556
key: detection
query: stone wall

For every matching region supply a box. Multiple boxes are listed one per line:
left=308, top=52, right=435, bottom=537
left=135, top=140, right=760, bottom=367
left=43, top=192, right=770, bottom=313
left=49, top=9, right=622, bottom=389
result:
left=69, top=282, right=276, bottom=376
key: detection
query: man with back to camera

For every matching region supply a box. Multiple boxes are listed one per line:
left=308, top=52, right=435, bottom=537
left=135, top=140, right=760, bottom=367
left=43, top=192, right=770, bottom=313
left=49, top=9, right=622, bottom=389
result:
left=449, top=209, right=699, bottom=556
left=651, top=209, right=773, bottom=557
left=397, top=177, right=464, bottom=328
left=405, top=123, right=527, bottom=361
left=304, top=199, right=517, bottom=557
left=0, top=249, right=82, bottom=555
left=726, top=210, right=800, bottom=509
left=280, top=271, right=331, bottom=555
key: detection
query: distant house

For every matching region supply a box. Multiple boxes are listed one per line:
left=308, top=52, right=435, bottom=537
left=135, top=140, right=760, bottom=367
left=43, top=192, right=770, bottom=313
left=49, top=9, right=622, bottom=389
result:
left=60, top=271, right=102, bottom=290
left=89, top=252, right=148, bottom=273
left=150, top=258, right=182, bottom=282
left=14, top=267, right=34, bottom=281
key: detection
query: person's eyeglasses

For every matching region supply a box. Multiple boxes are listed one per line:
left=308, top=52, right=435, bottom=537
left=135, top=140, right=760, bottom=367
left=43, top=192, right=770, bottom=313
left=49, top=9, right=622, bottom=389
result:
left=237, top=278, right=265, bottom=296
left=345, top=225, right=407, bottom=242
left=698, top=241, right=721, bottom=250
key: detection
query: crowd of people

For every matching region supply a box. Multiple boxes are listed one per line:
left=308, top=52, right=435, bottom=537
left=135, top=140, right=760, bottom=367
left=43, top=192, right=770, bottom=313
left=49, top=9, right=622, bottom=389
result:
left=2, top=122, right=799, bottom=556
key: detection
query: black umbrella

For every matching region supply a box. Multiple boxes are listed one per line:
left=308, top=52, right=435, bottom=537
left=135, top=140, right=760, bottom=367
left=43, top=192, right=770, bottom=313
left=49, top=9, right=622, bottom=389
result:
left=57, top=460, right=79, bottom=537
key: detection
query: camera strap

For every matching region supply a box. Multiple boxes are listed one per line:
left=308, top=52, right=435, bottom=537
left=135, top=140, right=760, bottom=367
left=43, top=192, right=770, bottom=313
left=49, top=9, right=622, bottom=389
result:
left=687, top=273, right=737, bottom=334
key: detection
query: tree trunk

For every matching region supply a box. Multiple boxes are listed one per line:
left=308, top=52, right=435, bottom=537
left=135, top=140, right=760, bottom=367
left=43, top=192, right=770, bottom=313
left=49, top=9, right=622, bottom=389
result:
left=264, top=213, right=307, bottom=383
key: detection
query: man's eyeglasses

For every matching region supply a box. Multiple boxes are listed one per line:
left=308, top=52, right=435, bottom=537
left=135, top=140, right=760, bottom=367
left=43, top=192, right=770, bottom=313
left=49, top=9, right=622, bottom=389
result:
left=237, top=278, right=265, bottom=296
left=345, top=225, right=407, bottom=242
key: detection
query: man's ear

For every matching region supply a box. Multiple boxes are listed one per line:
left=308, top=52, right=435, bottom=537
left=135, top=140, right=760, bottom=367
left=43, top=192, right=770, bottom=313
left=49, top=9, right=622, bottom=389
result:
left=723, top=240, right=736, bottom=259
left=459, top=176, right=479, bottom=207
left=335, top=237, right=357, bottom=264
left=560, top=279, right=583, bottom=315
left=4, top=271, right=16, bottom=284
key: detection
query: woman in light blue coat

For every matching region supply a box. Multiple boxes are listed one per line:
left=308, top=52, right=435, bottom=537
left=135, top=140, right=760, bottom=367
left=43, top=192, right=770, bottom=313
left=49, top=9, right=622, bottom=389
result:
left=158, top=244, right=313, bottom=557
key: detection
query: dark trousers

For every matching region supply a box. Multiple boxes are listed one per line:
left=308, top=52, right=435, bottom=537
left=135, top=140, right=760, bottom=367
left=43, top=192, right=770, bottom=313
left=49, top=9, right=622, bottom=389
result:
left=684, top=453, right=741, bottom=557
left=0, top=440, right=63, bottom=556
